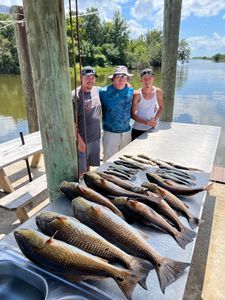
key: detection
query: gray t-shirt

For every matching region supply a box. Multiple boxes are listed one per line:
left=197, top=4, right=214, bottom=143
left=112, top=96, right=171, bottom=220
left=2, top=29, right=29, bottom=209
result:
left=72, top=86, right=101, bottom=143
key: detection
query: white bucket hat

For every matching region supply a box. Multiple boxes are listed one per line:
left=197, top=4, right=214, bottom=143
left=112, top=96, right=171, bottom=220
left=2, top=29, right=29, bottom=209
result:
left=108, top=65, right=134, bottom=79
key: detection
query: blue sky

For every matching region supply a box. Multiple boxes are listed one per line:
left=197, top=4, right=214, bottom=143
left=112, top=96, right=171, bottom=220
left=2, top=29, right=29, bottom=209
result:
left=1, top=0, right=225, bottom=57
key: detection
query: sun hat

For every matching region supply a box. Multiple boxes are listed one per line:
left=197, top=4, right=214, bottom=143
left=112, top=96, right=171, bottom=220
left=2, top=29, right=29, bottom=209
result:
left=81, top=66, right=98, bottom=78
left=140, top=68, right=154, bottom=78
left=108, top=65, right=133, bottom=79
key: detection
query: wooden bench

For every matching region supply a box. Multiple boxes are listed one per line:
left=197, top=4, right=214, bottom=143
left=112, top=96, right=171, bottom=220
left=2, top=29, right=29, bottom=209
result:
left=0, top=131, right=42, bottom=193
left=0, top=174, right=48, bottom=223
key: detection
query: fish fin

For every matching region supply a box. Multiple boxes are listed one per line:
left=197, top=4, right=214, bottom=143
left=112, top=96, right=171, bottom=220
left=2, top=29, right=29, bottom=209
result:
left=46, top=231, right=58, bottom=244
left=181, top=226, right=196, bottom=239
left=156, top=257, right=190, bottom=293
left=174, top=231, right=193, bottom=249
left=116, top=271, right=141, bottom=300
left=91, top=206, right=102, bottom=216
left=205, top=182, right=214, bottom=192
left=188, top=216, right=202, bottom=229
left=129, top=257, right=153, bottom=290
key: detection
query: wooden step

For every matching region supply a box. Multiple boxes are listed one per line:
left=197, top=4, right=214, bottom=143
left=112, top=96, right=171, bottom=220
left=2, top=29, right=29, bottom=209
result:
left=210, top=166, right=225, bottom=184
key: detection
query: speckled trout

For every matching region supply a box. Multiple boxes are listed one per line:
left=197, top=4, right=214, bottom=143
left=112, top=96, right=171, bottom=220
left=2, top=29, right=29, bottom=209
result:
left=14, top=229, right=143, bottom=300
left=146, top=172, right=213, bottom=196
left=72, top=197, right=190, bottom=294
left=36, top=211, right=151, bottom=288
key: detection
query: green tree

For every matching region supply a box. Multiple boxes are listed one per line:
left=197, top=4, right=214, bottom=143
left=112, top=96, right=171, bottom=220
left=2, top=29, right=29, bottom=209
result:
left=0, top=14, right=19, bottom=73
left=178, top=39, right=191, bottom=63
left=82, top=8, right=102, bottom=46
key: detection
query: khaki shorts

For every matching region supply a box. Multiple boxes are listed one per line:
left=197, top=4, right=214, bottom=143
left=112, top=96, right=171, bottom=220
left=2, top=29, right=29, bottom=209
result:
left=102, top=130, right=131, bottom=162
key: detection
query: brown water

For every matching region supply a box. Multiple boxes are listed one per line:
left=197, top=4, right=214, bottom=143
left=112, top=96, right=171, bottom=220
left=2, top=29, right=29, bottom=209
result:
left=0, top=60, right=224, bottom=166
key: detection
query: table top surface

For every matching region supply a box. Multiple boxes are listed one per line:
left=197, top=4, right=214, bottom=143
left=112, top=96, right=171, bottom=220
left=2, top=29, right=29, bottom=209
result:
left=0, top=131, right=42, bottom=168
left=2, top=122, right=221, bottom=300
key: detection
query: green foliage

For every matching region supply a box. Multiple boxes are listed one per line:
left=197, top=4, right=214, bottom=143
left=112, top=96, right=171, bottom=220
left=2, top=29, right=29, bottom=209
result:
left=0, top=14, right=20, bottom=73
left=178, top=39, right=191, bottom=63
left=0, top=8, right=192, bottom=73
left=212, top=53, right=225, bottom=62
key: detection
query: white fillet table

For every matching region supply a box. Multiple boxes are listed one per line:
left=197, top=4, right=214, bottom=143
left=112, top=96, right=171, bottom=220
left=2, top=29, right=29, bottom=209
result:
left=2, top=122, right=221, bottom=300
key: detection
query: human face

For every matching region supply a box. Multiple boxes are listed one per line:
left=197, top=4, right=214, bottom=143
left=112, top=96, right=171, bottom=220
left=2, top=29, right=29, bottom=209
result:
left=81, top=75, right=96, bottom=92
left=112, top=74, right=128, bottom=90
left=141, top=74, right=154, bottom=88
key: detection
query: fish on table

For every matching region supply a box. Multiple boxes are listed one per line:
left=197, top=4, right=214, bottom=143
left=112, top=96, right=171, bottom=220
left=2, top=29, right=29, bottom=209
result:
left=14, top=228, right=144, bottom=300
left=111, top=197, right=193, bottom=249
left=72, top=197, right=190, bottom=294
left=59, top=180, right=125, bottom=219
left=142, top=182, right=200, bottom=229
left=36, top=211, right=151, bottom=288
left=146, top=172, right=213, bottom=196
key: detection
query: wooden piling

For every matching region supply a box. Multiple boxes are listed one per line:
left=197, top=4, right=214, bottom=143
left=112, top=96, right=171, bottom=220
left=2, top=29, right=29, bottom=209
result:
left=161, top=0, right=182, bottom=122
left=11, top=5, right=39, bottom=133
left=23, top=0, right=78, bottom=201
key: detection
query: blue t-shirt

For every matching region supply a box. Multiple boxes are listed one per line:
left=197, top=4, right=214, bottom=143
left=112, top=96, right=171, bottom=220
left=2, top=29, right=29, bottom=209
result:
left=99, top=85, right=134, bottom=133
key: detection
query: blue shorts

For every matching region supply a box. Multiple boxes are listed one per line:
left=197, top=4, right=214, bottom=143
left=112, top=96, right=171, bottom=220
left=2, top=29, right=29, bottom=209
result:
left=78, top=139, right=100, bottom=173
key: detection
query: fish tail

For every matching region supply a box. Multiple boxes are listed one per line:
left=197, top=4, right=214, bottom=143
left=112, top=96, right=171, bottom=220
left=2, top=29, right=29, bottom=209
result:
left=129, top=256, right=153, bottom=290
left=204, top=182, right=214, bottom=192
left=174, top=231, right=193, bottom=249
left=156, top=257, right=190, bottom=293
left=181, top=225, right=196, bottom=239
left=116, top=271, right=142, bottom=300
left=188, top=216, right=201, bottom=229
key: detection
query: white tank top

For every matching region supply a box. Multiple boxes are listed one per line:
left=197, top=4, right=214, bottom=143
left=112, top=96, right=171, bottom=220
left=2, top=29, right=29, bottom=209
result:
left=132, top=87, right=159, bottom=131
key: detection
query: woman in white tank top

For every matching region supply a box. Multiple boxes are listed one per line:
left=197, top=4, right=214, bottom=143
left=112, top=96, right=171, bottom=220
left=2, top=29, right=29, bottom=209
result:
left=131, top=68, right=164, bottom=140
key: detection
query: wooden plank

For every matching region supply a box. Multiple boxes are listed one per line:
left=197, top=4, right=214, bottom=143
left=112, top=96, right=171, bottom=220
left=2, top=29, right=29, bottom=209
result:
left=30, top=152, right=42, bottom=168
left=0, top=169, right=14, bottom=193
left=210, top=166, right=225, bottom=183
left=0, top=131, right=42, bottom=169
left=0, top=174, right=47, bottom=210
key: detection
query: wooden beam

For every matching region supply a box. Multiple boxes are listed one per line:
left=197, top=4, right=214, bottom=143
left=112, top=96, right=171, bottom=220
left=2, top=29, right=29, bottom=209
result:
left=161, top=0, right=182, bottom=122
left=11, top=5, right=39, bottom=133
left=0, top=169, right=14, bottom=193
left=23, top=0, right=78, bottom=201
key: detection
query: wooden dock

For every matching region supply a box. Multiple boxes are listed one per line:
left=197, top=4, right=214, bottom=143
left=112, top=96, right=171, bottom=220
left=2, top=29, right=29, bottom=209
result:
left=210, top=166, right=225, bottom=183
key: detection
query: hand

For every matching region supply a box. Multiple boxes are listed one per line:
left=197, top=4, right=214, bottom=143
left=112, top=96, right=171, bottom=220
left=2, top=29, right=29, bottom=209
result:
left=78, top=138, right=86, bottom=152
left=146, top=118, right=157, bottom=127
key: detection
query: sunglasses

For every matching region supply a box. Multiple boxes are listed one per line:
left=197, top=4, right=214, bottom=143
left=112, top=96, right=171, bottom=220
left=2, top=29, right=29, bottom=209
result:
left=141, top=71, right=154, bottom=77
left=114, top=74, right=128, bottom=78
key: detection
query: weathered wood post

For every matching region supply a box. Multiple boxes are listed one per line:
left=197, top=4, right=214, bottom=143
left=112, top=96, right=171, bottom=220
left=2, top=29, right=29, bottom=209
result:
left=11, top=5, right=39, bottom=133
left=23, top=0, right=78, bottom=201
left=161, top=0, right=182, bottom=121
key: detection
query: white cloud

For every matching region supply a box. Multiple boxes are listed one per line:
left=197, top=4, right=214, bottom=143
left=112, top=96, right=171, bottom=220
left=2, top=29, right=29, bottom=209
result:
left=187, top=32, right=225, bottom=56
left=127, top=19, right=147, bottom=38
left=181, top=0, right=225, bottom=19
left=130, top=0, right=164, bottom=28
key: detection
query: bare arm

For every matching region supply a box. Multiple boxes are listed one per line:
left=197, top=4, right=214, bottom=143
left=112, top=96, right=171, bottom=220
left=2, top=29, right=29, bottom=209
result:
left=154, top=88, right=164, bottom=121
left=74, top=126, right=86, bottom=152
left=131, top=90, right=157, bottom=127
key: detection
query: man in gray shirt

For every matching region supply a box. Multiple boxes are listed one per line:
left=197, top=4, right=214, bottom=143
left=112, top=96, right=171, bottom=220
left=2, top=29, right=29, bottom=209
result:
left=72, top=66, right=101, bottom=174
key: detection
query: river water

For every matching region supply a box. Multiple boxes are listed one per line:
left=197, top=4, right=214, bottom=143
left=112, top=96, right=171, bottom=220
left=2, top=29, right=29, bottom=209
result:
left=0, top=59, right=224, bottom=166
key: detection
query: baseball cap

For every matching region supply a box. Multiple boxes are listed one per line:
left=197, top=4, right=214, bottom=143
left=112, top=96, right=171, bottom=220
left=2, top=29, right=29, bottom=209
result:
left=81, top=66, right=98, bottom=78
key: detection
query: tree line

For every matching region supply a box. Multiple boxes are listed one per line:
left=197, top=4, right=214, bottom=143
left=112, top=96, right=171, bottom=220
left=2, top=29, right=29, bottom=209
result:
left=0, top=8, right=191, bottom=74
